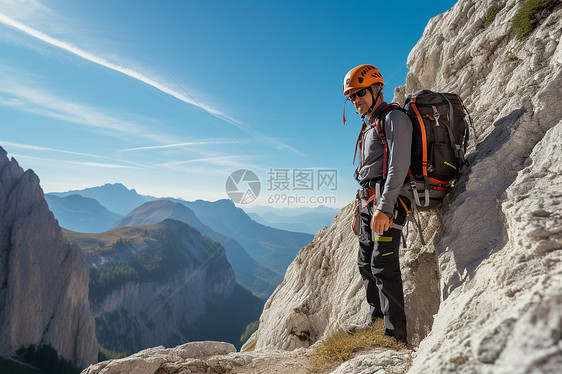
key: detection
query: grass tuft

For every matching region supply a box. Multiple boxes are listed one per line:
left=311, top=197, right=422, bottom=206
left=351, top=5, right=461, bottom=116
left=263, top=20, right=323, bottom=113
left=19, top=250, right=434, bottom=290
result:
left=98, top=345, right=127, bottom=362
left=309, top=319, right=407, bottom=372
left=485, top=3, right=506, bottom=27
left=512, top=0, right=559, bottom=39
left=243, top=340, right=256, bottom=352
left=240, top=320, right=259, bottom=345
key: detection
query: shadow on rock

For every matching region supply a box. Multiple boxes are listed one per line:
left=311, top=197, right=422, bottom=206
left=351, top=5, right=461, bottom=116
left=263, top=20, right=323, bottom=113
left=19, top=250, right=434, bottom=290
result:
left=431, top=108, right=538, bottom=300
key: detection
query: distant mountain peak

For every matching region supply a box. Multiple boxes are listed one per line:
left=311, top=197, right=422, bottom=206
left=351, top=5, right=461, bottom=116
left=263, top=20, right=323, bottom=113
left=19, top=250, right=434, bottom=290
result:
left=112, top=199, right=199, bottom=230
left=63, top=193, right=95, bottom=202
left=48, top=182, right=154, bottom=216
left=45, top=194, right=123, bottom=233
left=214, top=199, right=235, bottom=207
left=124, top=199, right=182, bottom=216
left=147, top=199, right=175, bottom=207
left=101, top=182, right=132, bottom=191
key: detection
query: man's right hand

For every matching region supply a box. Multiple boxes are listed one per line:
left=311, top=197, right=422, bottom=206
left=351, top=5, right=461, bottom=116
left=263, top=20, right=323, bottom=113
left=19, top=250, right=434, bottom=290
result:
left=371, top=209, right=391, bottom=234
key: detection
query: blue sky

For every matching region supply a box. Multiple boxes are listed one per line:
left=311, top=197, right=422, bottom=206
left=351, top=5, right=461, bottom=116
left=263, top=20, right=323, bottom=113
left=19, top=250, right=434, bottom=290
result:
left=0, top=0, right=457, bottom=209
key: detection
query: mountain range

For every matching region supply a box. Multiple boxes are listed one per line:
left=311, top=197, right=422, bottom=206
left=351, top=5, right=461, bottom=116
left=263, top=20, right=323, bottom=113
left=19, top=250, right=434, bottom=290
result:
left=49, top=183, right=155, bottom=216
left=113, top=199, right=282, bottom=298
left=177, top=199, right=314, bottom=274
left=46, top=184, right=314, bottom=291
left=243, top=205, right=338, bottom=235
left=64, top=219, right=263, bottom=353
left=246, top=210, right=336, bottom=235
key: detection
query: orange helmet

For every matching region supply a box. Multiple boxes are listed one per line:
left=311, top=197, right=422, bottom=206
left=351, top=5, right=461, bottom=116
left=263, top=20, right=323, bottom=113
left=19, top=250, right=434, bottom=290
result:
left=343, top=64, right=384, bottom=95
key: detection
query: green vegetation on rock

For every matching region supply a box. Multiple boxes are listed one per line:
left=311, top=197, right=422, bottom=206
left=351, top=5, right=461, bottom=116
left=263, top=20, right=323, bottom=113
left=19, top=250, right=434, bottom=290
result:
left=485, top=3, right=505, bottom=26
left=240, top=320, right=259, bottom=345
left=512, top=0, right=559, bottom=39
left=98, top=346, right=127, bottom=362
left=90, top=263, right=138, bottom=299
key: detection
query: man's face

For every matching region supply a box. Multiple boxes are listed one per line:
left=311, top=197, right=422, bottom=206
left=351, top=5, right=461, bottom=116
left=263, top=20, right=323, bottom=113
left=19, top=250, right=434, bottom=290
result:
left=349, top=87, right=372, bottom=115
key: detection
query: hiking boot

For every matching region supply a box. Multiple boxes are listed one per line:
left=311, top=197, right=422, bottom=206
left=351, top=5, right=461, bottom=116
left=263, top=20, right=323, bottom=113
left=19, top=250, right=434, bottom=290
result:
left=384, top=330, right=408, bottom=344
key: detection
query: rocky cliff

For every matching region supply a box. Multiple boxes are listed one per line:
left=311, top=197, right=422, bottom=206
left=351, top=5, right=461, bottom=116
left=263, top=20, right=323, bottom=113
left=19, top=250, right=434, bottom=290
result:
left=0, top=146, right=98, bottom=368
left=391, top=0, right=562, bottom=372
left=81, top=0, right=561, bottom=372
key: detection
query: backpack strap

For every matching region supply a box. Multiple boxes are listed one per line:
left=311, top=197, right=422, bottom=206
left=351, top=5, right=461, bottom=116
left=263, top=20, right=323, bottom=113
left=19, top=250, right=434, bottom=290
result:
left=374, top=103, right=403, bottom=179
left=409, top=97, right=429, bottom=183
left=353, top=103, right=402, bottom=166
left=409, top=169, right=430, bottom=207
left=409, top=97, right=431, bottom=207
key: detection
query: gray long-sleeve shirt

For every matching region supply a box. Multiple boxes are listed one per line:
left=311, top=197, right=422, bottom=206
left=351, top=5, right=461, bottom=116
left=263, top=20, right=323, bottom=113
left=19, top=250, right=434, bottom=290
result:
left=354, top=102, right=412, bottom=215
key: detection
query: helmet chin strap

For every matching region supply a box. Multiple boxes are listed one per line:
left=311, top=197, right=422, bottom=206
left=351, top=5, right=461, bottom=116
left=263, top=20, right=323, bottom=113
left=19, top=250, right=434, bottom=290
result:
left=366, top=86, right=381, bottom=117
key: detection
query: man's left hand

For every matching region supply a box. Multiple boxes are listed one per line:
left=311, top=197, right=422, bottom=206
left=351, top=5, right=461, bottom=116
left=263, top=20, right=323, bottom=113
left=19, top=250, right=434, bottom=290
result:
left=371, top=209, right=391, bottom=234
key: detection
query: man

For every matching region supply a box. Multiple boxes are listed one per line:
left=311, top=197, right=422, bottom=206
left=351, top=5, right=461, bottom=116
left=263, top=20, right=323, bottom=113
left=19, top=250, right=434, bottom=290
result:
left=343, top=64, right=412, bottom=343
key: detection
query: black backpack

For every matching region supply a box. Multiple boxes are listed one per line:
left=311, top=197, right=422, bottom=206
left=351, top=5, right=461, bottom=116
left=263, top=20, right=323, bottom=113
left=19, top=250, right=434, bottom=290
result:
left=403, top=90, right=472, bottom=208
left=374, top=90, right=472, bottom=209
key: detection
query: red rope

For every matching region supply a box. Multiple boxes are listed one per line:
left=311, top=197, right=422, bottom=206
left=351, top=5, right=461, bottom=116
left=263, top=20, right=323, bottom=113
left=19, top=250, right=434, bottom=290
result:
left=343, top=96, right=350, bottom=126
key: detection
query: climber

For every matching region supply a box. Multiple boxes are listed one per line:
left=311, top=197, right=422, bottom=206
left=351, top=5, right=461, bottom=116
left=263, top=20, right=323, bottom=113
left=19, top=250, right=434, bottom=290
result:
left=344, top=64, right=412, bottom=343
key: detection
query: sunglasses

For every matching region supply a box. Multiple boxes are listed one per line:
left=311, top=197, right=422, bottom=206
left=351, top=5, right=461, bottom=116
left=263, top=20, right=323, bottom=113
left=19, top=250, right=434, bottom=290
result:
left=348, top=88, right=369, bottom=101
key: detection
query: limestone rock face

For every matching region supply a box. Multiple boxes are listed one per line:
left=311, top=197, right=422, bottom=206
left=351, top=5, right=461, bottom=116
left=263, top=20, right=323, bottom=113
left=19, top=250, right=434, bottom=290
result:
left=393, top=0, right=562, bottom=372
left=330, top=349, right=412, bottom=374
left=82, top=342, right=322, bottom=374
left=0, top=147, right=98, bottom=368
left=82, top=341, right=237, bottom=374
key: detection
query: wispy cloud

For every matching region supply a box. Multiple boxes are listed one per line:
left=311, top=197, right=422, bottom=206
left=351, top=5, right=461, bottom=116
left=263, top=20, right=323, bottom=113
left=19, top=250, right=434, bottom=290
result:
left=1, top=140, right=111, bottom=158
left=9, top=153, right=136, bottom=169
left=121, top=139, right=243, bottom=152
left=276, top=143, right=307, bottom=158
left=0, top=74, right=172, bottom=143
left=160, top=155, right=250, bottom=169
left=0, top=140, right=148, bottom=167
left=69, top=161, right=133, bottom=169
left=0, top=0, right=53, bottom=21
left=0, top=11, right=236, bottom=124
